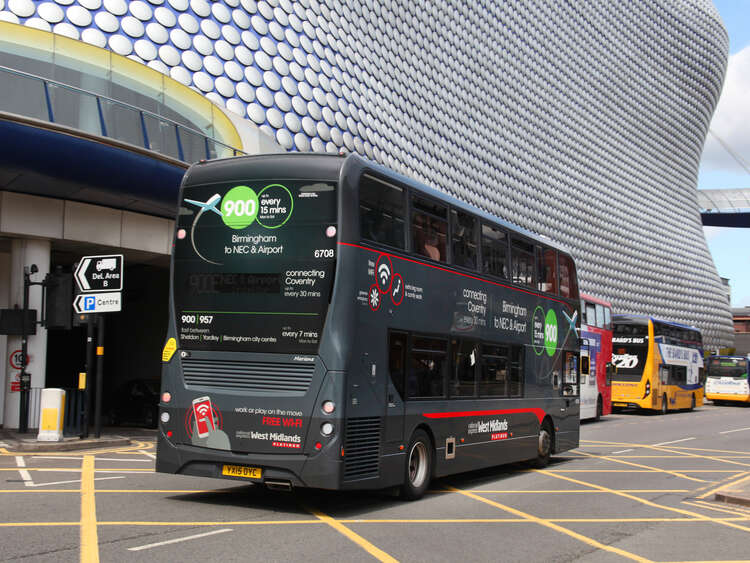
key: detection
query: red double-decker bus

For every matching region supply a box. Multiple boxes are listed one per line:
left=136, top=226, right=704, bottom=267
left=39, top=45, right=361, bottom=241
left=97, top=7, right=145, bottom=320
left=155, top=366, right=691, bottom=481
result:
left=579, top=294, right=613, bottom=420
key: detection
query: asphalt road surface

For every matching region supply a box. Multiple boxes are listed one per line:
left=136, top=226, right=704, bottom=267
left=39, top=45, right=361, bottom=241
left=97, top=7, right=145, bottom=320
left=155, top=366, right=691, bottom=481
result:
left=1, top=402, right=749, bottom=562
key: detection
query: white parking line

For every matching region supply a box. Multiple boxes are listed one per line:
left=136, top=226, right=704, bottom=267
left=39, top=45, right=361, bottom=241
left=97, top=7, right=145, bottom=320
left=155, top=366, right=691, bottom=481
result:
left=15, top=456, right=33, bottom=487
left=28, top=476, right=126, bottom=487
left=719, top=427, right=750, bottom=435
left=138, top=450, right=156, bottom=460
left=128, top=528, right=233, bottom=551
left=612, top=449, right=634, bottom=454
left=651, top=437, right=695, bottom=446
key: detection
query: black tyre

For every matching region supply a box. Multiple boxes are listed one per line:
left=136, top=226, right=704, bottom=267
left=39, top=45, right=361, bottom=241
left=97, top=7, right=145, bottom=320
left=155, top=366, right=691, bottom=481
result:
left=531, top=420, right=553, bottom=468
left=660, top=393, right=668, bottom=415
left=400, top=429, right=433, bottom=501
left=595, top=396, right=603, bottom=421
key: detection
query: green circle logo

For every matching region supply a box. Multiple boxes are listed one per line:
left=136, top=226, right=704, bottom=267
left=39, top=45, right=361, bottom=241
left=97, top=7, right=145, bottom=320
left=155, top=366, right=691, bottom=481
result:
left=221, top=186, right=259, bottom=229
left=544, top=309, right=558, bottom=357
left=256, top=184, right=294, bottom=229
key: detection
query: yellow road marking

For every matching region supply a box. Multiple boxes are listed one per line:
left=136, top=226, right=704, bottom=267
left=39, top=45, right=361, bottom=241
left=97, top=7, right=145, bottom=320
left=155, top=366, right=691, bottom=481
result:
left=640, top=446, right=750, bottom=469
left=453, top=489, right=691, bottom=494
left=2, top=516, right=750, bottom=528
left=0, top=489, right=240, bottom=494
left=303, top=505, right=398, bottom=563
left=446, top=486, right=653, bottom=562
left=697, top=471, right=750, bottom=500
left=606, top=456, right=750, bottom=459
left=0, top=468, right=153, bottom=472
left=575, top=451, right=707, bottom=483
left=544, top=469, right=740, bottom=473
left=80, top=455, right=99, bottom=563
left=580, top=441, right=750, bottom=456
left=0, top=441, right=155, bottom=457
left=683, top=500, right=750, bottom=518
left=537, top=469, right=750, bottom=533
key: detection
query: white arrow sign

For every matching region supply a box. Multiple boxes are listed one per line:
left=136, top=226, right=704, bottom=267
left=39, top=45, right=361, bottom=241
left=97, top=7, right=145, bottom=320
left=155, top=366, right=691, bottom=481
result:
left=73, top=292, right=122, bottom=314
left=74, top=255, right=123, bottom=293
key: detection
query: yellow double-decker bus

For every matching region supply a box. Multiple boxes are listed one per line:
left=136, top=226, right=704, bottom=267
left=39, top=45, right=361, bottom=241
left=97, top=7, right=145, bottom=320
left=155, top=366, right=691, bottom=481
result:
left=611, top=315, right=704, bottom=413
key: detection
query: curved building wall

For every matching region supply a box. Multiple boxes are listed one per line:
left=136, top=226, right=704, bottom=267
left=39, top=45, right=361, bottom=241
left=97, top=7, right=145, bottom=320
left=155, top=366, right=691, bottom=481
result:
left=0, top=0, right=733, bottom=347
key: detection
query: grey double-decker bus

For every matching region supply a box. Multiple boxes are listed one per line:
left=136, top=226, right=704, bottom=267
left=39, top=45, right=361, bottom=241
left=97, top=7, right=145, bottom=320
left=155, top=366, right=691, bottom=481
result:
left=156, top=153, right=581, bottom=500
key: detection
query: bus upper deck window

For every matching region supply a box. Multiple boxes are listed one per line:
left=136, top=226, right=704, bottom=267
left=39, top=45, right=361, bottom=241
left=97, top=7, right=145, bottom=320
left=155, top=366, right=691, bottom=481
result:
left=510, top=238, right=535, bottom=287
left=558, top=253, right=578, bottom=299
left=481, top=224, right=509, bottom=279
left=451, top=210, right=478, bottom=269
left=595, top=304, right=605, bottom=328
left=412, top=197, right=447, bottom=263
left=586, top=304, right=596, bottom=326
left=537, top=247, right=557, bottom=294
left=359, top=175, right=405, bottom=249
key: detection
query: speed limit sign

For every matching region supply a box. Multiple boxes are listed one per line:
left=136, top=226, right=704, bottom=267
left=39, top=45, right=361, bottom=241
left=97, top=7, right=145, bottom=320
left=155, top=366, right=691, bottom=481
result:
left=9, top=350, right=25, bottom=370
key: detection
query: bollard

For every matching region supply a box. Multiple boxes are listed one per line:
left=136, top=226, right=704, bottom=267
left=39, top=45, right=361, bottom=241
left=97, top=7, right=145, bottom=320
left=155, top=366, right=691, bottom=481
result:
left=37, top=388, right=66, bottom=441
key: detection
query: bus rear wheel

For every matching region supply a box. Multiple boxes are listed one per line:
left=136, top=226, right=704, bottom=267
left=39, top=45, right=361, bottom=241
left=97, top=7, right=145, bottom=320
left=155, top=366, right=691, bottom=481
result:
left=531, top=420, right=553, bottom=468
left=400, top=430, right=433, bottom=501
left=660, top=394, right=668, bottom=415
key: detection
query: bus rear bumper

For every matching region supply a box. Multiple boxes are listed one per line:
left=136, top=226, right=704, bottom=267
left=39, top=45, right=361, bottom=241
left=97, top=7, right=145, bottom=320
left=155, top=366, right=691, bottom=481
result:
left=706, top=393, right=750, bottom=403
left=156, top=431, right=344, bottom=490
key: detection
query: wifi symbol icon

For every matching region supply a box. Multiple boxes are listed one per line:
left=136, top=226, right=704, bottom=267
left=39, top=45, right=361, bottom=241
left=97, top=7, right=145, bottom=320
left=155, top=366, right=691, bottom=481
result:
left=196, top=404, right=210, bottom=417
left=376, top=256, right=392, bottom=292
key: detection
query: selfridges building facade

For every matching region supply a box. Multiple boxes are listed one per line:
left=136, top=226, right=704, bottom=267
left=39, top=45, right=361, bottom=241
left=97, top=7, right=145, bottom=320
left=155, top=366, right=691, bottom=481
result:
left=0, top=0, right=733, bottom=346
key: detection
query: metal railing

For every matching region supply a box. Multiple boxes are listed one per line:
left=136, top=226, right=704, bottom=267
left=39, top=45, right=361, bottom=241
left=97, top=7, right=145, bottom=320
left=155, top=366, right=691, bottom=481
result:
left=0, top=65, right=245, bottom=163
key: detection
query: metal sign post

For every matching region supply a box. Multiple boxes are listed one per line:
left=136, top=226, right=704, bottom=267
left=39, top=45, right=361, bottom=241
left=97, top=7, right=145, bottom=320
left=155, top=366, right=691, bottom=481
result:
left=74, top=255, right=124, bottom=439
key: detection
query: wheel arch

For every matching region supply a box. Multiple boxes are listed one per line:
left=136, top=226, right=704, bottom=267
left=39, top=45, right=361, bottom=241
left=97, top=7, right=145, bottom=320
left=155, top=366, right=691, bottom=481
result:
left=541, top=414, right=556, bottom=453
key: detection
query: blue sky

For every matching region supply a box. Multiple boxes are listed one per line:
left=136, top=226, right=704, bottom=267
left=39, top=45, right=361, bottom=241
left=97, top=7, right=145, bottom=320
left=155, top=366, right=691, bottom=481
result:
left=699, top=1, right=750, bottom=307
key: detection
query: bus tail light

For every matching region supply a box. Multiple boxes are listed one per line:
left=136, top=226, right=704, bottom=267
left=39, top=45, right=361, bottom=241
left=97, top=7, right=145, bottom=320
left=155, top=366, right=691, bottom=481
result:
left=643, top=380, right=651, bottom=399
left=314, top=442, right=323, bottom=451
left=322, top=401, right=335, bottom=414
left=160, top=412, right=170, bottom=423
left=321, top=422, right=334, bottom=436
left=162, top=392, right=171, bottom=403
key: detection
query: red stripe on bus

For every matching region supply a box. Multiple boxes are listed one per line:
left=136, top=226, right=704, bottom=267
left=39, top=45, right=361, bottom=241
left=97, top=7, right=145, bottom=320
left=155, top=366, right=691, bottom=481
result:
left=422, top=408, right=546, bottom=423
left=338, top=242, right=570, bottom=305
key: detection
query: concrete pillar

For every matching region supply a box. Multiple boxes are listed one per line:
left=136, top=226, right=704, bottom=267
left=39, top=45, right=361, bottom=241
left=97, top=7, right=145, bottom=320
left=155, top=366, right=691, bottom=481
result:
left=0, top=251, right=9, bottom=425
left=3, top=238, right=50, bottom=429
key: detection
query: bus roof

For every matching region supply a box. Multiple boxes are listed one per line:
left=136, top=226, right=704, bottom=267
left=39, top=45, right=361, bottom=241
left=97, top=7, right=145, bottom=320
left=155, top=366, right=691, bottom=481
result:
left=182, top=152, right=576, bottom=258
left=183, top=153, right=344, bottom=186
left=612, top=314, right=700, bottom=333
left=580, top=293, right=612, bottom=307
left=348, top=154, right=576, bottom=257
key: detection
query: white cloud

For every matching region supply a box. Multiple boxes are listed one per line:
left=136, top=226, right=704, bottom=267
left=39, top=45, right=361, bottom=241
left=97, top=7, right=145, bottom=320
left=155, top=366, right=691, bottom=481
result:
left=701, top=45, right=750, bottom=172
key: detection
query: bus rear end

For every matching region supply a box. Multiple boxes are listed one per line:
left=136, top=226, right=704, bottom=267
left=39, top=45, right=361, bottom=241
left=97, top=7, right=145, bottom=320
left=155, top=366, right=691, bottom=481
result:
left=611, top=318, right=653, bottom=409
left=156, top=155, right=346, bottom=490
left=705, top=356, right=750, bottom=405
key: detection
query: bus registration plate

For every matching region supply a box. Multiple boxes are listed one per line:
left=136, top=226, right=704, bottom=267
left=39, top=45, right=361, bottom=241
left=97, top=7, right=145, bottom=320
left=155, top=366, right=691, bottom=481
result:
left=222, top=464, right=262, bottom=479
